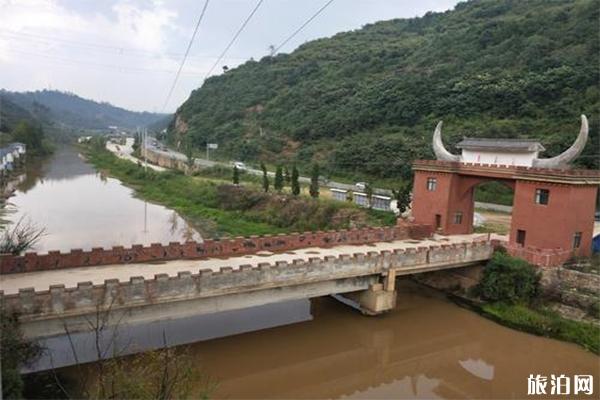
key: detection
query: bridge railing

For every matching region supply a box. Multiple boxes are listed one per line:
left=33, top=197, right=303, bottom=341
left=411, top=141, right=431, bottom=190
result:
left=1, top=240, right=494, bottom=320
left=0, top=223, right=433, bottom=274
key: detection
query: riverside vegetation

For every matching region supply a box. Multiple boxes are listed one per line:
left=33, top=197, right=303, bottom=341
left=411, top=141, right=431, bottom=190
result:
left=470, top=250, right=600, bottom=354
left=84, top=141, right=396, bottom=238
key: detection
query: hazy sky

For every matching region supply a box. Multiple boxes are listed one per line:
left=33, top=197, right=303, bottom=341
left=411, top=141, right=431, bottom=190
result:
left=0, top=0, right=460, bottom=113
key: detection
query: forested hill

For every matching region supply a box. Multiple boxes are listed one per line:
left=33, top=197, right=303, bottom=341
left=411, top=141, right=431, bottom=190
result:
left=0, top=90, right=168, bottom=139
left=172, top=0, right=599, bottom=182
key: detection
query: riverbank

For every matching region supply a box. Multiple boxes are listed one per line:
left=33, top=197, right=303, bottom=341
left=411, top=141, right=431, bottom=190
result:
left=432, top=252, right=600, bottom=354
left=481, top=302, right=599, bottom=353
left=83, top=145, right=396, bottom=238
left=448, top=293, right=600, bottom=354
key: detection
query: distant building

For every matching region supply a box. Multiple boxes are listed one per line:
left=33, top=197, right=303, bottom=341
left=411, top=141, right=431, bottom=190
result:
left=329, top=188, right=392, bottom=211
left=457, top=138, right=545, bottom=167
left=0, top=142, right=26, bottom=173
left=330, top=188, right=347, bottom=202
left=78, top=136, right=93, bottom=143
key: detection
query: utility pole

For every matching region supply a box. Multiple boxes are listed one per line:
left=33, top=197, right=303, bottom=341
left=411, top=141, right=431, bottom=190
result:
left=143, top=128, right=148, bottom=172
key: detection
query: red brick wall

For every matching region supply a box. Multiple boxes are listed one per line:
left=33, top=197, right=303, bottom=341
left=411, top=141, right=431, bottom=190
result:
left=0, top=223, right=433, bottom=275
left=413, top=161, right=598, bottom=259
left=510, top=181, right=597, bottom=257
left=412, top=170, right=501, bottom=235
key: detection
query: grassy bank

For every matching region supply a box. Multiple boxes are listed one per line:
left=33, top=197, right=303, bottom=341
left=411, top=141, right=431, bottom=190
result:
left=481, top=303, right=599, bottom=354
left=84, top=146, right=395, bottom=238
left=452, top=251, right=600, bottom=354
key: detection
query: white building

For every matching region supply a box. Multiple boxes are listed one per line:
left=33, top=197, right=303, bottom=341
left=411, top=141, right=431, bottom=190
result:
left=78, top=136, right=93, bottom=143
left=456, top=138, right=545, bottom=167
left=329, top=188, right=393, bottom=212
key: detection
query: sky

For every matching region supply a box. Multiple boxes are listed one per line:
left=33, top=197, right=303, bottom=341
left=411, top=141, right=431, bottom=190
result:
left=0, top=0, right=460, bottom=113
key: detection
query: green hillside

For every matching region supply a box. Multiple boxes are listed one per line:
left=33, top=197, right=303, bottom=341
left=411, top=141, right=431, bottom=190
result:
left=171, top=0, right=599, bottom=184
left=1, top=90, right=169, bottom=142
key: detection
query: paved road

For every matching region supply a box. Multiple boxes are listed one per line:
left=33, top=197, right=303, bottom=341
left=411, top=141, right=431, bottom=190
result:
left=0, top=233, right=496, bottom=295
left=106, top=138, right=165, bottom=172
left=144, top=139, right=392, bottom=195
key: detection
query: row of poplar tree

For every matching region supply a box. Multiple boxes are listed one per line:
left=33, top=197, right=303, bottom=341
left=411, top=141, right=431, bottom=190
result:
left=232, top=163, right=321, bottom=198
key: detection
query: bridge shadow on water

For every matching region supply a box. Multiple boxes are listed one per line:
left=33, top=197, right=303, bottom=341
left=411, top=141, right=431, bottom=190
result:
left=26, top=280, right=599, bottom=399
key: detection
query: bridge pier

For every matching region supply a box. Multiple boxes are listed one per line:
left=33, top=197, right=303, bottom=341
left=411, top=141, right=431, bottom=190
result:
left=335, top=271, right=398, bottom=315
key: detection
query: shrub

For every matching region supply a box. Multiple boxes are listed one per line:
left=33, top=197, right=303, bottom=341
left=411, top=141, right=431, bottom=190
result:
left=477, top=251, right=540, bottom=304
left=1, top=310, right=42, bottom=399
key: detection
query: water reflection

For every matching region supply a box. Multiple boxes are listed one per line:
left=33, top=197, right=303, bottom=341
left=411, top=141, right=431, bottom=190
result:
left=1, top=147, right=201, bottom=252
left=52, top=281, right=599, bottom=400
left=186, top=282, right=598, bottom=399
left=31, top=299, right=312, bottom=372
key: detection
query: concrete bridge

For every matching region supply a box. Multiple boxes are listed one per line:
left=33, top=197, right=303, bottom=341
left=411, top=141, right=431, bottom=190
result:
left=0, top=225, right=498, bottom=339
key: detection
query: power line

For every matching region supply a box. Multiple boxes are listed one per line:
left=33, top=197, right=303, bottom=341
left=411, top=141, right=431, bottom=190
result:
left=6, top=47, right=203, bottom=76
left=0, top=29, right=249, bottom=62
left=203, top=0, right=264, bottom=82
left=273, top=0, right=336, bottom=54
left=162, top=0, right=211, bottom=112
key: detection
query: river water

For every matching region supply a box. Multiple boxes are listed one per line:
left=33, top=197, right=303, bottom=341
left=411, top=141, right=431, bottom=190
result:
left=0, top=147, right=200, bottom=253
left=51, top=281, right=598, bottom=399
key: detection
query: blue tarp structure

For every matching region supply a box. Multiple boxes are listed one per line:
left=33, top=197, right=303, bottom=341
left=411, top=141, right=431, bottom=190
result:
left=593, top=234, right=600, bottom=253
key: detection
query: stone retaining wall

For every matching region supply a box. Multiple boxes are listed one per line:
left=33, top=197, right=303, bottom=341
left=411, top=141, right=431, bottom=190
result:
left=504, top=243, right=573, bottom=268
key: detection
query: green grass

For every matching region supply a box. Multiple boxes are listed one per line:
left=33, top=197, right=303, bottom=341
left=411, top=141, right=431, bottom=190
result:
left=482, top=302, right=600, bottom=354
left=84, top=147, right=394, bottom=238
left=474, top=222, right=510, bottom=235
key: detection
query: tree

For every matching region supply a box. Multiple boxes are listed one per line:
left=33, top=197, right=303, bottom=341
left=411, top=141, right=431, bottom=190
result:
left=261, top=162, right=269, bottom=192
left=364, top=182, right=374, bottom=209
left=309, top=164, right=320, bottom=198
left=184, top=138, right=195, bottom=173
left=476, top=250, right=540, bottom=304
left=392, top=182, right=412, bottom=216
left=11, top=120, right=47, bottom=155
left=232, top=165, right=240, bottom=185
left=274, top=165, right=284, bottom=192
left=1, top=310, right=41, bottom=399
left=346, top=190, right=354, bottom=202
left=52, top=297, right=213, bottom=399
left=284, top=166, right=291, bottom=185
left=291, top=165, right=300, bottom=196
left=132, top=131, right=141, bottom=152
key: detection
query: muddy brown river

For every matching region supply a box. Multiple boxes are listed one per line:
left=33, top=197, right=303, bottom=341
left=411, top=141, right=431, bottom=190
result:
left=1, top=147, right=200, bottom=252
left=47, top=281, right=598, bottom=400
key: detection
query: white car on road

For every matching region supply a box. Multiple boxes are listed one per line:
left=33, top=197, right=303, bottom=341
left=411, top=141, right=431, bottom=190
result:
left=233, top=161, right=247, bottom=170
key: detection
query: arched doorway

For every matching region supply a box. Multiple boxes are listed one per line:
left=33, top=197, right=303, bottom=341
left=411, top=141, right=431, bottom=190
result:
left=410, top=160, right=598, bottom=260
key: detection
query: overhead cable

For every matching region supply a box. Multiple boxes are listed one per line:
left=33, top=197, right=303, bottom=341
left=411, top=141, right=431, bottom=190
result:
left=162, top=0, right=211, bottom=111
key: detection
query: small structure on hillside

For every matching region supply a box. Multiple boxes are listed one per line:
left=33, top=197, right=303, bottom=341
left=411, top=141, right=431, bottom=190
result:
left=412, top=115, right=600, bottom=267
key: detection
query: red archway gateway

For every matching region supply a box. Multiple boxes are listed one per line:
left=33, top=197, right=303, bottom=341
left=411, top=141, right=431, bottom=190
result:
left=411, top=160, right=600, bottom=267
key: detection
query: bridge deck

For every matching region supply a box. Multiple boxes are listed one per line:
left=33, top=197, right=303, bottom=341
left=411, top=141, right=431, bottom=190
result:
left=1, top=234, right=493, bottom=295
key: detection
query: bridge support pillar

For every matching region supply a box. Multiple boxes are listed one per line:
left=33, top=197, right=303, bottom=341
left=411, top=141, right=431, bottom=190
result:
left=335, top=278, right=397, bottom=316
